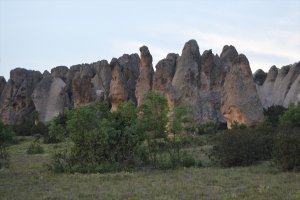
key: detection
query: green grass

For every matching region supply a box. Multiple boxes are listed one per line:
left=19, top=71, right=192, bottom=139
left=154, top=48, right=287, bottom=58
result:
left=0, top=137, right=299, bottom=200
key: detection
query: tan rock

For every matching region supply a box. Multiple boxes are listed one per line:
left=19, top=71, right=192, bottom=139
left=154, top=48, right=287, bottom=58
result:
left=221, top=54, right=264, bottom=128
left=109, top=58, right=129, bottom=111
left=135, top=46, right=154, bottom=106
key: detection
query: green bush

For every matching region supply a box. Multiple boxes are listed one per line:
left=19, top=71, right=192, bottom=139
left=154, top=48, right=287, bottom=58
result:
left=280, top=104, right=300, bottom=128
left=0, top=121, right=14, bottom=168
left=49, top=92, right=200, bottom=173
left=263, top=105, right=287, bottom=127
left=210, top=128, right=274, bottom=167
left=27, top=137, right=44, bottom=154
left=272, top=127, right=300, bottom=171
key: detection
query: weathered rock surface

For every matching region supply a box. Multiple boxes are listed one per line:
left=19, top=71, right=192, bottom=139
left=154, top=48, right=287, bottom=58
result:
left=199, top=50, right=226, bottom=122
left=32, top=71, right=69, bottom=122
left=109, top=58, right=129, bottom=111
left=0, top=76, right=6, bottom=97
left=0, top=68, right=42, bottom=124
left=1, top=40, right=299, bottom=127
left=153, top=53, right=178, bottom=104
left=253, top=69, right=266, bottom=86
left=118, top=54, right=140, bottom=103
left=91, top=60, right=111, bottom=102
left=221, top=54, right=264, bottom=128
left=256, top=62, right=300, bottom=108
left=135, top=46, right=154, bottom=106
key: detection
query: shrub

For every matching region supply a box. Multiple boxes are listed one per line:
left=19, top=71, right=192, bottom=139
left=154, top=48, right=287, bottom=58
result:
left=27, top=137, right=44, bottom=154
left=210, top=128, right=274, bottom=167
left=280, top=104, right=300, bottom=128
left=49, top=93, right=200, bottom=173
left=231, top=121, right=247, bottom=130
left=263, top=105, right=287, bottom=127
left=272, top=127, right=300, bottom=171
left=0, top=121, right=14, bottom=168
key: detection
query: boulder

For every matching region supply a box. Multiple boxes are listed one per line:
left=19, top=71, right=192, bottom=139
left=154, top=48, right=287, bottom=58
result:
left=135, top=46, right=154, bottom=106
left=221, top=55, right=264, bottom=128
left=253, top=69, right=266, bottom=86
left=51, top=66, right=69, bottom=82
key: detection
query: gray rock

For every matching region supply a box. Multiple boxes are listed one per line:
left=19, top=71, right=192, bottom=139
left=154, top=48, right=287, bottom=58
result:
left=153, top=53, right=178, bottom=97
left=256, top=66, right=278, bottom=108
left=32, top=72, right=69, bottom=122
left=172, top=39, right=201, bottom=103
left=253, top=69, right=266, bottom=86
left=91, top=60, right=111, bottom=102
left=0, top=68, right=42, bottom=124
left=118, top=54, right=140, bottom=103
left=51, top=66, right=69, bottom=81
left=0, top=76, right=6, bottom=98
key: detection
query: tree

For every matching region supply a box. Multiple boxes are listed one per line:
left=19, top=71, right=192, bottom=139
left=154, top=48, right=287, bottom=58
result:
left=280, top=104, right=300, bottom=128
left=263, top=105, right=287, bottom=127
left=0, top=121, right=14, bottom=168
left=138, top=91, right=168, bottom=139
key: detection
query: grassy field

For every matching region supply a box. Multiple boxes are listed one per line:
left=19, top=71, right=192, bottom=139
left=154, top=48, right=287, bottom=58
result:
left=0, top=137, right=299, bottom=200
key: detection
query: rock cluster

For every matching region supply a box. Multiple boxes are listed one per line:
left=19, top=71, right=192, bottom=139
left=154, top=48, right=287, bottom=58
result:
left=256, top=62, right=300, bottom=108
left=0, top=40, right=299, bottom=128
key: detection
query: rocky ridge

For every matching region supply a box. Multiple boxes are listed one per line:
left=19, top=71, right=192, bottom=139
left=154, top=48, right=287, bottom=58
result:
left=1, top=40, right=299, bottom=128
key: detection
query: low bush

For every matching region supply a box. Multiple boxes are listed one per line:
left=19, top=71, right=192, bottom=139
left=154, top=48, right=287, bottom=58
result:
left=272, top=127, right=300, bottom=171
left=27, top=137, right=44, bottom=154
left=263, top=105, right=287, bottom=127
left=280, top=104, right=300, bottom=128
left=210, top=128, right=274, bottom=167
left=0, top=121, right=14, bottom=168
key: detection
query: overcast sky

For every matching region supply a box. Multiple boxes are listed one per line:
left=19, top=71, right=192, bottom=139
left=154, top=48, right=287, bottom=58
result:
left=0, top=0, right=299, bottom=80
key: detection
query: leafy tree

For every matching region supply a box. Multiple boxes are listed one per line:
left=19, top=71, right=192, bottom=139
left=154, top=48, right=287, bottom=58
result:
left=263, top=105, right=287, bottom=127
left=138, top=91, right=168, bottom=139
left=280, top=104, right=300, bottom=128
left=137, top=92, right=169, bottom=167
left=0, top=121, right=14, bottom=168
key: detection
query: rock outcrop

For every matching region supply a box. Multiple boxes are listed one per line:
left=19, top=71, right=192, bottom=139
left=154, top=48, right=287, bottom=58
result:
left=135, top=46, right=154, bottom=106
left=256, top=62, right=300, bottom=108
left=0, top=39, right=299, bottom=127
left=32, top=71, right=69, bottom=122
left=0, top=68, right=42, bottom=124
left=118, top=54, right=140, bottom=103
left=221, top=54, right=264, bottom=128
left=109, top=58, right=129, bottom=111
left=0, top=76, right=6, bottom=97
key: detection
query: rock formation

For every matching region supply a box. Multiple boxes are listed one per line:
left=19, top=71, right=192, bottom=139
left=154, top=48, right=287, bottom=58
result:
left=0, top=39, right=299, bottom=128
left=118, top=54, right=140, bottom=103
left=256, top=62, right=300, bottom=108
left=0, top=76, right=6, bottom=97
left=153, top=53, right=178, bottom=105
left=0, top=68, right=42, bottom=124
left=221, top=54, right=264, bottom=128
left=135, top=46, right=154, bottom=106
left=109, top=58, right=129, bottom=111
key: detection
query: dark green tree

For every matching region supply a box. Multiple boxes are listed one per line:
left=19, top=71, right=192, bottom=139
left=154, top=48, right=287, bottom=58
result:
left=0, top=121, right=14, bottom=168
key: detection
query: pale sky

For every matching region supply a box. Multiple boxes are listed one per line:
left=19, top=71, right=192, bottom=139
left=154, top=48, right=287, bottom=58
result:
left=0, top=0, right=300, bottom=80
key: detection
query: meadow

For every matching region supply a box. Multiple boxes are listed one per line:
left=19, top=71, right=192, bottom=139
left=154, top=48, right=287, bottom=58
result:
left=1, top=136, right=299, bottom=200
